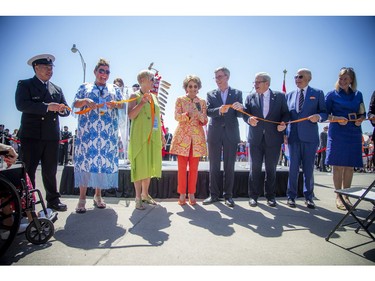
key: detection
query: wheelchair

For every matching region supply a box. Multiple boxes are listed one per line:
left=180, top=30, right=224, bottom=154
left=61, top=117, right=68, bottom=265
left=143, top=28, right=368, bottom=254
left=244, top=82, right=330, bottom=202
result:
left=0, top=157, right=58, bottom=256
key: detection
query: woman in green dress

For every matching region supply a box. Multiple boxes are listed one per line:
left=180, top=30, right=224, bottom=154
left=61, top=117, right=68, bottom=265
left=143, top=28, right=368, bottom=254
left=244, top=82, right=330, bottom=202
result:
left=128, top=70, right=165, bottom=210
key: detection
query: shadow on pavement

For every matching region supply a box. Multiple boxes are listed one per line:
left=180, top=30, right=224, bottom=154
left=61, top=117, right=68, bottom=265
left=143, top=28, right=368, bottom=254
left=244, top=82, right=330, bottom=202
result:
left=54, top=208, right=126, bottom=250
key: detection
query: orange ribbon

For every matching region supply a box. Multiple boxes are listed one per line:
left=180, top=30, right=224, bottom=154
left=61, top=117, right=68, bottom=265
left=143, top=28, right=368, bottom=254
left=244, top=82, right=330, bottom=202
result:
left=225, top=104, right=375, bottom=125
left=148, top=96, right=155, bottom=144
left=70, top=97, right=138, bottom=115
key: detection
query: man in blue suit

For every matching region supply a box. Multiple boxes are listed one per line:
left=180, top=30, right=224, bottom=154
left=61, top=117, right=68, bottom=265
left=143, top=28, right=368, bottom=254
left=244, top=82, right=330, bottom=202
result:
left=203, top=67, right=243, bottom=207
left=285, top=68, right=327, bottom=209
left=243, top=72, right=290, bottom=207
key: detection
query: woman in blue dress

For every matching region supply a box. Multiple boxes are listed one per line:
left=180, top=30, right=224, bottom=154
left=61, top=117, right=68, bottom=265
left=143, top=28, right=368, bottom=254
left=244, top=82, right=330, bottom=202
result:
left=325, top=67, right=366, bottom=210
left=72, top=58, right=123, bottom=213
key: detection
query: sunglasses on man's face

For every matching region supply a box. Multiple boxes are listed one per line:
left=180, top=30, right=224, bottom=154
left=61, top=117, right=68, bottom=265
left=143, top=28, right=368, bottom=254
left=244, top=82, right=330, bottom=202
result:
left=98, top=69, right=110, bottom=75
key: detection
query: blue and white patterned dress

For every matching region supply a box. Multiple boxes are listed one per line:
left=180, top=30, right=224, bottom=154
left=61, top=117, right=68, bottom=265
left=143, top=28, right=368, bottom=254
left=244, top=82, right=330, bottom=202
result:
left=73, top=83, right=122, bottom=189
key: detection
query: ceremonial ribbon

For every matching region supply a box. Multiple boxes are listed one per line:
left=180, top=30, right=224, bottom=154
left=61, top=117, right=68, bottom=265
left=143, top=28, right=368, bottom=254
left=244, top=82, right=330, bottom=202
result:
left=64, top=97, right=139, bottom=115
left=224, top=104, right=375, bottom=125
left=148, top=96, right=155, bottom=144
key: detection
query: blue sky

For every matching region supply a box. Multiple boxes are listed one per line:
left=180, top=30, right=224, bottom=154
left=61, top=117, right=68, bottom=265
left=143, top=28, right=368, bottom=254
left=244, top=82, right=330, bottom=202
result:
left=1, top=15, right=375, bottom=140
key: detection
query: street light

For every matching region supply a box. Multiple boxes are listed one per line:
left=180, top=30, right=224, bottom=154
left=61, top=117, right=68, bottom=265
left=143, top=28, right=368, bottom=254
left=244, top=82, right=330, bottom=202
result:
left=71, top=44, right=86, bottom=83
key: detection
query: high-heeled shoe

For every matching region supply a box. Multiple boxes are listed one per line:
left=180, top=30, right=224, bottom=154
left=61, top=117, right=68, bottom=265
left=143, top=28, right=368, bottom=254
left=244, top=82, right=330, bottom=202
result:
left=336, top=198, right=346, bottom=211
left=142, top=194, right=157, bottom=205
left=178, top=199, right=186, bottom=205
left=75, top=199, right=86, bottom=213
left=178, top=194, right=186, bottom=206
left=135, top=198, right=145, bottom=210
left=188, top=194, right=196, bottom=206
left=93, top=196, right=106, bottom=209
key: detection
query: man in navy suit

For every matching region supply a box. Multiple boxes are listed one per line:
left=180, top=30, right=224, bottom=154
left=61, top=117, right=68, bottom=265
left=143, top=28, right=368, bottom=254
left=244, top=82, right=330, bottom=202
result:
left=243, top=72, right=289, bottom=207
left=285, top=68, right=327, bottom=209
left=203, top=67, right=243, bottom=207
left=15, top=54, right=70, bottom=211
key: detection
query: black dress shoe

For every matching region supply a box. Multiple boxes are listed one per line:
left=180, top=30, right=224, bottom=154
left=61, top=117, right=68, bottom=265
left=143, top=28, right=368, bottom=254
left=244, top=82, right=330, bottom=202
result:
left=47, top=201, right=67, bottom=212
left=224, top=198, right=235, bottom=207
left=202, top=196, right=219, bottom=205
left=305, top=200, right=315, bottom=209
left=267, top=198, right=277, bottom=207
left=249, top=198, right=257, bottom=207
left=287, top=198, right=296, bottom=208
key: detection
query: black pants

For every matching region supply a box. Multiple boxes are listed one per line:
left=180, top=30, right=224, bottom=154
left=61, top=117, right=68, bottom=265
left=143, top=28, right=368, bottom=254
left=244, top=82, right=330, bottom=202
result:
left=20, top=138, right=60, bottom=204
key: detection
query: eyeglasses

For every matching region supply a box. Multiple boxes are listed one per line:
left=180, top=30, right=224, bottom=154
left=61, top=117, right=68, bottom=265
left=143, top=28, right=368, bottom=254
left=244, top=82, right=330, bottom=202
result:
left=215, top=75, right=227, bottom=80
left=294, top=75, right=304, bottom=79
left=188, top=85, right=198, bottom=89
left=98, top=69, right=110, bottom=75
left=253, top=81, right=266, bottom=85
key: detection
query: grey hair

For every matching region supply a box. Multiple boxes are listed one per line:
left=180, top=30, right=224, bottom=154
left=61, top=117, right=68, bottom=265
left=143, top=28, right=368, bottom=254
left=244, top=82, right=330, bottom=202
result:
left=137, top=70, right=154, bottom=84
left=214, top=67, right=230, bottom=79
left=255, top=72, right=271, bottom=84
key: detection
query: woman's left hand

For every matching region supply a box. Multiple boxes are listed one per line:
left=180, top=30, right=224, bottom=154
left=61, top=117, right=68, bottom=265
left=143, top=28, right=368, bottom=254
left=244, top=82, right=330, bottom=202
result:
left=355, top=117, right=365, bottom=126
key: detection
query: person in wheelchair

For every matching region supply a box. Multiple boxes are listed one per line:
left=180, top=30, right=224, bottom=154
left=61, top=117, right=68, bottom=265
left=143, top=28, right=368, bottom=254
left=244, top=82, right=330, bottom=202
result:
left=0, top=143, right=18, bottom=168
left=0, top=143, right=19, bottom=240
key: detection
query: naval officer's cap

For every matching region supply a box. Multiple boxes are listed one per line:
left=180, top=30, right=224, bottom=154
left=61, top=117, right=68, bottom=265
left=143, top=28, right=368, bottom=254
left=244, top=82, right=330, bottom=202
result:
left=27, top=54, right=55, bottom=68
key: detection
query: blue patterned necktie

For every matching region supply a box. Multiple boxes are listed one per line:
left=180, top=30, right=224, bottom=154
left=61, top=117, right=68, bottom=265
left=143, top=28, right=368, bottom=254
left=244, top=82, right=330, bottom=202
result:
left=298, top=89, right=304, bottom=112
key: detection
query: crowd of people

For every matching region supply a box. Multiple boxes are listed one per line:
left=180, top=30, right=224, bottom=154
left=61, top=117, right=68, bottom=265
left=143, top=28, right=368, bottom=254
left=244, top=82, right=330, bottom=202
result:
left=1, top=53, right=375, bottom=215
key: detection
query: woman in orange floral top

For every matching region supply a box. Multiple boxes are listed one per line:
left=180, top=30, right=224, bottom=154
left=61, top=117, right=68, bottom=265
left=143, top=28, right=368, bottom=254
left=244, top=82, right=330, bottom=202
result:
left=170, top=75, right=208, bottom=205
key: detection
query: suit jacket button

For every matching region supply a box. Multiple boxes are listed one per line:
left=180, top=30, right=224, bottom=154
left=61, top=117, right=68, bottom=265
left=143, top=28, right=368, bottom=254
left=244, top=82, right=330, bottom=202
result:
left=53, top=118, right=56, bottom=121
left=41, top=117, right=44, bottom=120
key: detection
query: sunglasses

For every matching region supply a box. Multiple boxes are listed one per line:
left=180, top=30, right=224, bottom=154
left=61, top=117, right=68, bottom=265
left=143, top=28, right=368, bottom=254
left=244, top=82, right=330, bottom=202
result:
left=188, top=85, right=198, bottom=89
left=341, top=67, right=354, bottom=71
left=98, top=69, right=110, bottom=75
left=294, top=75, right=304, bottom=79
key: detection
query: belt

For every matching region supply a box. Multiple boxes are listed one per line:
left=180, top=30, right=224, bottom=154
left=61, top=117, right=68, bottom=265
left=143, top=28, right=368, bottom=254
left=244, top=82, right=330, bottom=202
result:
left=348, top=113, right=357, bottom=120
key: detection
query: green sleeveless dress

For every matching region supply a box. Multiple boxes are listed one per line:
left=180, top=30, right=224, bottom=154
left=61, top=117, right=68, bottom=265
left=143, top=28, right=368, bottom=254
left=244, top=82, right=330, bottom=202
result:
left=128, top=91, right=162, bottom=182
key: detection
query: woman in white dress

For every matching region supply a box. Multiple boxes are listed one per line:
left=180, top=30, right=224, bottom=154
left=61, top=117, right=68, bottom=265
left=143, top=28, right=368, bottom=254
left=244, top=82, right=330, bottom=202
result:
left=72, top=58, right=123, bottom=213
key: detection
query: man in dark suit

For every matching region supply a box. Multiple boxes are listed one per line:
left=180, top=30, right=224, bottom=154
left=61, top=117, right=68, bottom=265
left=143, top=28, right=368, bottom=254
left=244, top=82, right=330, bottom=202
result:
left=319, top=126, right=328, bottom=172
left=163, top=127, right=173, bottom=161
left=368, top=91, right=375, bottom=170
left=59, top=125, right=72, bottom=165
left=15, top=54, right=70, bottom=211
left=203, top=67, right=243, bottom=207
left=285, top=68, right=327, bottom=209
left=369, top=90, right=375, bottom=141
left=243, top=72, right=289, bottom=207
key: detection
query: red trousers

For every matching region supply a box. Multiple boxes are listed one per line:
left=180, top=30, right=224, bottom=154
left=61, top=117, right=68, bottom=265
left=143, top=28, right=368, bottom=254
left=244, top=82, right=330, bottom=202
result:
left=177, top=147, right=200, bottom=195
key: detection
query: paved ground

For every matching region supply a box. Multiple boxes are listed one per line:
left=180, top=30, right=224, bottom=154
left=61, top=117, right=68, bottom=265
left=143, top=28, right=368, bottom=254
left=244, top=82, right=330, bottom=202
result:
left=1, top=165, right=374, bottom=275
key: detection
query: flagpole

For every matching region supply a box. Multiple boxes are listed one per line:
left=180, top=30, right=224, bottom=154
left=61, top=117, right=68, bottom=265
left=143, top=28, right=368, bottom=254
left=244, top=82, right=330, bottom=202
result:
left=282, top=69, right=287, bottom=93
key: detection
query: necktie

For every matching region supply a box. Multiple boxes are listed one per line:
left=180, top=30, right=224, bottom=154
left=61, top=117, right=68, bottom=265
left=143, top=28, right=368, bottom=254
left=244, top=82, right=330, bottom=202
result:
left=260, top=94, right=264, bottom=115
left=44, top=82, right=48, bottom=90
left=298, top=89, right=304, bottom=112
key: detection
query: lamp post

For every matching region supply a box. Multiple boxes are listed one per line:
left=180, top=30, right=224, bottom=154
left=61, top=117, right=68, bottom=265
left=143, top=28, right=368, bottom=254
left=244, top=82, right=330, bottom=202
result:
left=71, top=44, right=86, bottom=83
